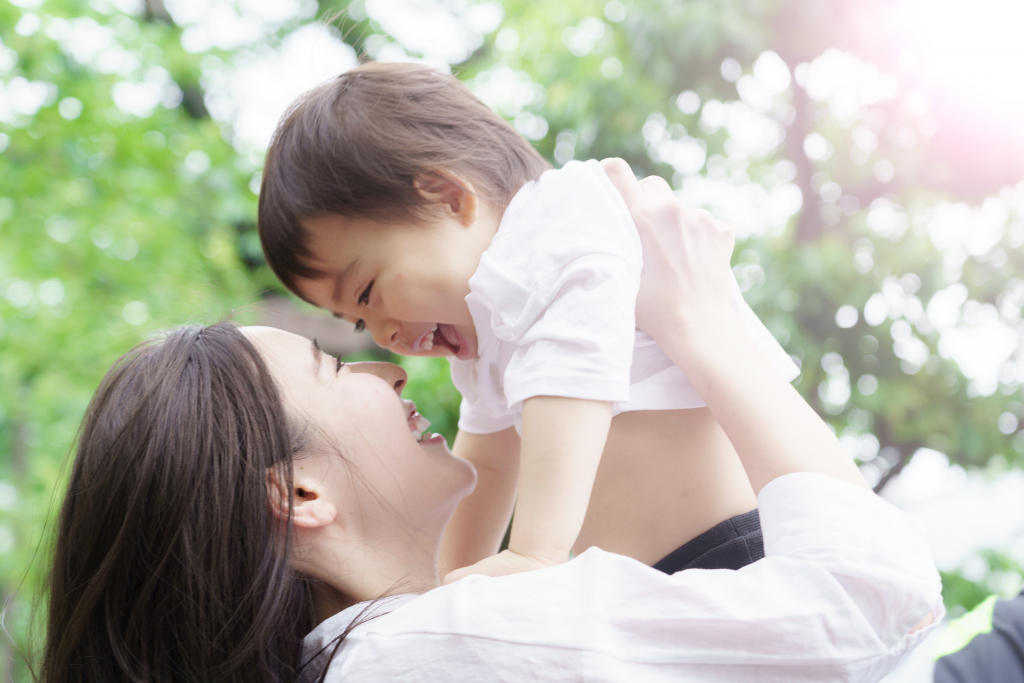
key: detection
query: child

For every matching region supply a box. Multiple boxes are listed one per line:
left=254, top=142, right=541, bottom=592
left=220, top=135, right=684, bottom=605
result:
left=258, top=62, right=798, bottom=582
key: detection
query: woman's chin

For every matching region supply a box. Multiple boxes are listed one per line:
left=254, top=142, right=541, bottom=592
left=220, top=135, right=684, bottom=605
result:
left=413, top=432, right=476, bottom=494
left=418, top=432, right=449, bottom=448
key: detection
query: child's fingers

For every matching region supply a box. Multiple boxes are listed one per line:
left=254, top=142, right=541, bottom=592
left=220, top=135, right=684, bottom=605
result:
left=441, top=568, right=465, bottom=585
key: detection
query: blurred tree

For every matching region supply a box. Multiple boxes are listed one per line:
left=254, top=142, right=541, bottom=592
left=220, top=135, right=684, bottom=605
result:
left=0, top=0, right=263, bottom=674
left=351, top=0, right=1024, bottom=607
left=446, top=0, right=1024, bottom=609
left=3, top=0, right=1024, bottom=672
left=447, top=0, right=1024, bottom=494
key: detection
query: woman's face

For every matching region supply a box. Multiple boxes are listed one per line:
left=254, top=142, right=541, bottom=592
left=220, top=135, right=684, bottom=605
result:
left=242, top=326, right=476, bottom=546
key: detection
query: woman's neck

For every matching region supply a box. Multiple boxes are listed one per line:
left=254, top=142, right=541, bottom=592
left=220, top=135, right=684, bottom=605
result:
left=302, top=532, right=442, bottom=621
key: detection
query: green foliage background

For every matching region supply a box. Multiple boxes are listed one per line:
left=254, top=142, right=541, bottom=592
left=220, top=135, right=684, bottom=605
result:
left=2, top=0, right=1023, bottom=674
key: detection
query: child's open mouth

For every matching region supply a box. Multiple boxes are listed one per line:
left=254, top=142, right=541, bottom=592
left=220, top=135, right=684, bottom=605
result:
left=410, top=324, right=472, bottom=359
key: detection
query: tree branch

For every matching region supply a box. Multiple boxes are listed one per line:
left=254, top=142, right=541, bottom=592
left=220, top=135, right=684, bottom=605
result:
left=872, top=416, right=923, bottom=493
left=144, top=0, right=174, bottom=25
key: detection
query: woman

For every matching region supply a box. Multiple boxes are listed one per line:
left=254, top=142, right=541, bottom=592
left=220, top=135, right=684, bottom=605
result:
left=41, top=162, right=940, bottom=682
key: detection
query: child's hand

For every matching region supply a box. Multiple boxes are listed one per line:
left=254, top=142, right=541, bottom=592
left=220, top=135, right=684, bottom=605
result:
left=600, top=158, right=737, bottom=341
left=442, top=549, right=561, bottom=585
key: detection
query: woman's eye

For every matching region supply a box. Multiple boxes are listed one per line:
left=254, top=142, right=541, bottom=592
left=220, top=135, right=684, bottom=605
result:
left=354, top=319, right=365, bottom=332
left=358, top=281, right=373, bottom=306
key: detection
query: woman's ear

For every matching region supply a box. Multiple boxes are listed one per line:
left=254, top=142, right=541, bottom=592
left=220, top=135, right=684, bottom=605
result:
left=413, top=171, right=478, bottom=227
left=266, top=466, right=337, bottom=529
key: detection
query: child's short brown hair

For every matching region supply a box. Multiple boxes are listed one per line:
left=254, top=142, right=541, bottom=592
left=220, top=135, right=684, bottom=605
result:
left=258, top=61, right=551, bottom=295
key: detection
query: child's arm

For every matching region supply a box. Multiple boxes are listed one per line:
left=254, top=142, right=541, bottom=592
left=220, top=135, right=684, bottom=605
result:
left=440, top=427, right=521, bottom=576
left=443, top=396, right=612, bottom=583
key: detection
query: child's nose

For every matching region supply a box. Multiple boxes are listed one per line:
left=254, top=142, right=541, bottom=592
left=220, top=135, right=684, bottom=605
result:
left=371, top=320, right=401, bottom=350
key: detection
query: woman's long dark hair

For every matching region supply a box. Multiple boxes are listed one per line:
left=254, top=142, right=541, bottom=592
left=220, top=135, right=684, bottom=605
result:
left=41, top=323, right=320, bottom=683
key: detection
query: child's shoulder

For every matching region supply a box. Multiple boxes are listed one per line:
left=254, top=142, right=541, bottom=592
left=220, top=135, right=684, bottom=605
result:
left=497, top=160, right=636, bottom=249
left=528, top=159, right=622, bottom=211
left=479, top=160, right=641, bottom=294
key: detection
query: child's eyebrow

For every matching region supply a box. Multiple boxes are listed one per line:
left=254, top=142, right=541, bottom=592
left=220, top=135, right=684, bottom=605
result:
left=330, top=256, right=363, bottom=305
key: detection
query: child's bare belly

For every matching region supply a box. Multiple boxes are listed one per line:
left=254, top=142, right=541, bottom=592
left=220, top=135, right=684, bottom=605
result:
left=573, top=407, right=757, bottom=566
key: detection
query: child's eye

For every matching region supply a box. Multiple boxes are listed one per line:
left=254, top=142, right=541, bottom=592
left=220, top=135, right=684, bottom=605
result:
left=358, top=281, right=373, bottom=306
left=354, top=319, right=365, bottom=332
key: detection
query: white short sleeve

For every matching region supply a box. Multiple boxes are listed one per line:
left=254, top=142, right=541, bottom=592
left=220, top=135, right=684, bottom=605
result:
left=454, top=159, right=799, bottom=425
left=448, top=347, right=518, bottom=435
left=475, top=251, right=639, bottom=411
left=466, top=160, right=643, bottom=411
left=455, top=393, right=516, bottom=434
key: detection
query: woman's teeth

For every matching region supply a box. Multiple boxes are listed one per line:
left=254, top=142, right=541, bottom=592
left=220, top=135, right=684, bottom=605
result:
left=410, top=413, right=431, bottom=441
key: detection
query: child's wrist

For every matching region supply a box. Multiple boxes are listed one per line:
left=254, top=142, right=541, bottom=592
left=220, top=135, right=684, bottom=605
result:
left=505, top=544, right=570, bottom=567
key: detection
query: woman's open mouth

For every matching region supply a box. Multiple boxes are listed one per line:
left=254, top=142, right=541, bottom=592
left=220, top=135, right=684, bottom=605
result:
left=406, top=404, right=446, bottom=446
left=407, top=404, right=432, bottom=442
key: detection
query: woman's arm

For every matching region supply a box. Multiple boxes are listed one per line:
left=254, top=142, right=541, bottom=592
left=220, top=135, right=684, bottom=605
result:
left=601, top=159, right=866, bottom=493
left=344, top=475, right=941, bottom=681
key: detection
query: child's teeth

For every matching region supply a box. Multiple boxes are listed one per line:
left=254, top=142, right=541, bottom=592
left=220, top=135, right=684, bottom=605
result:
left=413, top=328, right=437, bottom=351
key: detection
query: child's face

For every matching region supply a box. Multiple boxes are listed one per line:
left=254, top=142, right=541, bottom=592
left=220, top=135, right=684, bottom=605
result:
left=295, top=209, right=497, bottom=361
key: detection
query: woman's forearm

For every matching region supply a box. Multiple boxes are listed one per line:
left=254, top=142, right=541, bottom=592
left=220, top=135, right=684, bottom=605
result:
left=655, top=312, right=868, bottom=494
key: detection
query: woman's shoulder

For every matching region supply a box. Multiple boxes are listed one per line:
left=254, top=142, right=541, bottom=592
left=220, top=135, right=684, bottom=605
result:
left=303, top=552, right=652, bottom=682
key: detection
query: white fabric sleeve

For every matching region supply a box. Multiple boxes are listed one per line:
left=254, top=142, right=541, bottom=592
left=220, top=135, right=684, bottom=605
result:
left=491, top=252, right=639, bottom=410
left=455, top=393, right=516, bottom=435
left=447, top=352, right=518, bottom=435
left=312, top=473, right=943, bottom=683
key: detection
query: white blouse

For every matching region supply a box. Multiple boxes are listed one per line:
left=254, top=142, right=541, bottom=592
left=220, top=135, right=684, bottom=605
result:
left=450, top=159, right=798, bottom=435
left=303, top=473, right=943, bottom=682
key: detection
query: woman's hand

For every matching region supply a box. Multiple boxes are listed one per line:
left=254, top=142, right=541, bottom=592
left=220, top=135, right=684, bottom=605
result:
left=601, top=157, right=868, bottom=494
left=601, top=158, right=737, bottom=341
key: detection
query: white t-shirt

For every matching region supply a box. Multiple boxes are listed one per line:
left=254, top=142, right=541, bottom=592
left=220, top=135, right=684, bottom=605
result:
left=451, top=159, right=798, bottom=434
left=302, top=473, right=943, bottom=682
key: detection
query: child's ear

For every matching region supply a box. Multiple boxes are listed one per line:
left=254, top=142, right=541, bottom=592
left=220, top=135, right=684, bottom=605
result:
left=413, top=171, right=478, bottom=227
left=266, top=466, right=337, bottom=529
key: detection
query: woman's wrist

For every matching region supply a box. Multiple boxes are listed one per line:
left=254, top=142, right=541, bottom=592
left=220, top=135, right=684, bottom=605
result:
left=647, top=309, right=752, bottom=402
left=647, top=307, right=742, bottom=359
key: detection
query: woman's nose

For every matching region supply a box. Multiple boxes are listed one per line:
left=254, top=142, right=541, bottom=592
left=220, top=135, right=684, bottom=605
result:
left=346, top=361, right=407, bottom=394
